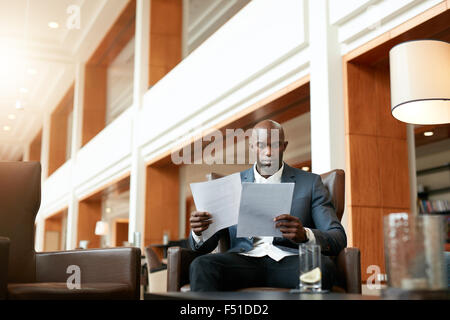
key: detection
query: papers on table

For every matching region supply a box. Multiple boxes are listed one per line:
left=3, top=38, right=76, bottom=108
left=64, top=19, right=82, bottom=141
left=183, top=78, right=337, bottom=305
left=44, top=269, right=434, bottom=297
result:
left=237, top=182, right=295, bottom=237
left=189, top=173, right=241, bottom=241
left=190, top=173, right=296, bottom=240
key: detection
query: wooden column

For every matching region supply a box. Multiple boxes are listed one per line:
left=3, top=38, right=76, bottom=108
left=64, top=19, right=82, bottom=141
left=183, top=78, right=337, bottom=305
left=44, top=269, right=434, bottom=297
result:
left=114, top=220, right=130, bottom=246
left=43, top=211, right=64, bottom=252
left=145, top=163, right=179, bottom=246
left=77, top=198, right=102, bottom=249
left=81, top=66, right=107, bottom=146
left=82, top=0, right=136, bottom=147
left=342, top=3, right=450, bottom=282
left=29, top=130, right=42, bottom=162
left=48, top=85, right=74, bottom=175
left=344, top=60, right=411, bottom=281
left=148, top=0, right=182, bottom=86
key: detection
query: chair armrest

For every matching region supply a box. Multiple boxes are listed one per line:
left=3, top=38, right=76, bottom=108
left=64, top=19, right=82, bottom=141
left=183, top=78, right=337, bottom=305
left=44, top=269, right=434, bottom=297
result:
left=36, top=247, right=141, bottom=300
left=336, top=247, right=361, bottom=294
left=150, top=265, right=167, bottom=273
left=0, top=237, right=10, bottom=300
left=167, top=246, right=203, bottom=292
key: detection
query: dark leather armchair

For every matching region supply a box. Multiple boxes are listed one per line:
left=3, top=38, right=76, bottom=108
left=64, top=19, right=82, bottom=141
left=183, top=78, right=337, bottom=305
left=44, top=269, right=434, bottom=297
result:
left=144, top=246, right=168, bottom=293
left=0, top=161, right=141, bottom=300
left=167, top=169, right=362, bottom=293
left=145, top=246, right=167, bottom=273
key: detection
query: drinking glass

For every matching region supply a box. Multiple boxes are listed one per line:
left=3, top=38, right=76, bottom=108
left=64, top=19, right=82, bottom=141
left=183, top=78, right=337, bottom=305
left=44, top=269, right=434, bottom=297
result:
left=299, top=243, right=322, bottom=292
left=384, top=213, right=447, bottom=290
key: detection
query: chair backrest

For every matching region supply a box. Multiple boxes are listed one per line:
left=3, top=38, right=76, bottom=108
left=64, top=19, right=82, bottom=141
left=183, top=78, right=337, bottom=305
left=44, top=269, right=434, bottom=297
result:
left=145, top=246, right=164, bottom=272
left=319, top=169, right=345, bottom=222
left=0, top=162, right=41, bottom=283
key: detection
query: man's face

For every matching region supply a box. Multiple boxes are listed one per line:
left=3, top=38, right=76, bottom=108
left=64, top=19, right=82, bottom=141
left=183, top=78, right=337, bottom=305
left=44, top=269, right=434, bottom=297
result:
left=251, top=128, right=288, bottom=176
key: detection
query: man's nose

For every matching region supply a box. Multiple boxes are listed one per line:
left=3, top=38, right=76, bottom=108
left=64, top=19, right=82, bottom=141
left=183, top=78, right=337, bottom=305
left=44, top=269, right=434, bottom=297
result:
left=264, top=146, right=272, bottom=157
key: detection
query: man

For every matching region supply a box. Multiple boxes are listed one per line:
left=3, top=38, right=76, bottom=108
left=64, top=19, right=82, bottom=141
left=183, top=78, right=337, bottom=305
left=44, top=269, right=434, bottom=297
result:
left=189, top=120, right=347, bottom=291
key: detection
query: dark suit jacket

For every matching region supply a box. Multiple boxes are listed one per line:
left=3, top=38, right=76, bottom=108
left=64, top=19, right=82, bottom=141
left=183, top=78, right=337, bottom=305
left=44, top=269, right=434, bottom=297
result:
left=189, top=164, right=347, bottom=256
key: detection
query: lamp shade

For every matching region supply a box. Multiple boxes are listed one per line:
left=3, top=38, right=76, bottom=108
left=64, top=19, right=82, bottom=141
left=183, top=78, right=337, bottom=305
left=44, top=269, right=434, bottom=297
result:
left=95, top=221, right=109, bottom=236
left=389, top=40, right=450, bottom=124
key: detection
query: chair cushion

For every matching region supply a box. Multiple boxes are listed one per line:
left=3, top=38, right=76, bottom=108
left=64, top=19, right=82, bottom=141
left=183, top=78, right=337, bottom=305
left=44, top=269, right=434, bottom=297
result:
left=8, top=282, right=132, bottom=300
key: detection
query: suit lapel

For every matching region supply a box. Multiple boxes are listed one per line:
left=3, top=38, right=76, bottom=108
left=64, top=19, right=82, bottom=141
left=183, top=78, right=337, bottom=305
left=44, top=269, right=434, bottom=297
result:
left=281, top=163, right=296, bottom=183
left=241, top=166, right=255, bottom=182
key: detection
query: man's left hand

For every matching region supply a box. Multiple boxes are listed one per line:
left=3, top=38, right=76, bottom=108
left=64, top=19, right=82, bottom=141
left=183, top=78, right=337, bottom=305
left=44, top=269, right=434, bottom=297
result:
left=274, top=214, right=307, bottom=243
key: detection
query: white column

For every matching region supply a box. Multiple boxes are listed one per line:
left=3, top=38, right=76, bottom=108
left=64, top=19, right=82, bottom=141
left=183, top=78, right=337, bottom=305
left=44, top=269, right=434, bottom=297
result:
left=308, top=0, right=348, bottom=230
left=178, top=166, right=186, bottom=238
left=40, top=113, right=51, bottom=182
left=35, top=92, right=52, bottom=251
left=128, top=0, right=150, bottom=248
left=407, top=124, right=418, bottom=216
left=182, top=0, right=189, bottom=59
left=34, top=218, right=45, bottom=252
left=66, top=62, right=85, bottom=250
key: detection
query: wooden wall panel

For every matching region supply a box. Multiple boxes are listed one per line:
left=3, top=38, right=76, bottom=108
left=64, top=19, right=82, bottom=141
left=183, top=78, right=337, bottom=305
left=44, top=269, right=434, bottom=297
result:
left=49, top=114, right=69, bottom=175
left=344, top=5, right=450, bottom=280
left=43, top=211, right=64, bottom=251
left=77, top=199, right=102, bottom=248
left=115, top=221, right=129, bottom=246
left=48, top=85, right=74, bottom=175
left=345, top=63, right=378, bottom=136
left=88, top=0, right=136, bottom=67
left=82, top=0, right=135, bottom=146
left=345, top=56, right=411, bottom=283
left=148, top=0, right=182, bottom=86
left=347, top=134, right=381, bottom=207
left=82, top=66, right=107, bottom=146
left=29, top=130, right=42, bottom=162
left=145, top=164, right=179, bottom=246
left=345, top=61, right=411, bottom=281
left=374, top=63, right=406, bottom=140
left=351, top=206, right=385, bottom=276
left=377, top=137, right=411, bottom=209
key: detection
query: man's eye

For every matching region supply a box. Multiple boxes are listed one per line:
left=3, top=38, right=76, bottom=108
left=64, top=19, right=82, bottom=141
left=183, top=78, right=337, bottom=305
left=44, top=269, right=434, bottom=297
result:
left=257, top=143, right=266, bottom=148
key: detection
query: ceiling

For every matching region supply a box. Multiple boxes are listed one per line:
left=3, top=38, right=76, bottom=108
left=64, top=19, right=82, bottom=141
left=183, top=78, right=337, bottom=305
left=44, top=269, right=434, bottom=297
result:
left=0, top=0, right=250, bottom=162
left=0, top=0, right=130, bottom=161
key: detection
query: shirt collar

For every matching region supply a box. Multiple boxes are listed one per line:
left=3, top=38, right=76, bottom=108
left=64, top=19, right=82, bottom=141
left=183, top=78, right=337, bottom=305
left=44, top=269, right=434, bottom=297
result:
left=253, top=162, right=285, bottom=183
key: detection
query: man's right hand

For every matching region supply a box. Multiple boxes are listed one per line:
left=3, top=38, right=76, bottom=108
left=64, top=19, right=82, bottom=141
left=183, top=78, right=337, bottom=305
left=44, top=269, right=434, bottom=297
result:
left=190, top=211, right=213, bottom=236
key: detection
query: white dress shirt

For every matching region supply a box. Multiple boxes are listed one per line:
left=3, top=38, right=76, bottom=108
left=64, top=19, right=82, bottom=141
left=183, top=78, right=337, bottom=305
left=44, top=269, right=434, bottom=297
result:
left=192, top=162, right=315, bottom=261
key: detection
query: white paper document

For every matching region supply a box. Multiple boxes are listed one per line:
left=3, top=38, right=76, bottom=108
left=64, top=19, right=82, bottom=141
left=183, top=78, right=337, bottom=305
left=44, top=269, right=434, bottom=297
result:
left=189, top=173, right=242, bottom=241
left=237, top=182, right=295, bottom=237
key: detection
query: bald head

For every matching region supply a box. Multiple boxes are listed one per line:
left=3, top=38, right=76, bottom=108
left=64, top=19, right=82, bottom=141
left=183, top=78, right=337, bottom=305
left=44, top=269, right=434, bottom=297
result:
left=253, top=120, right=285, bottom=142
left=251, top=119, right=288, bottom=177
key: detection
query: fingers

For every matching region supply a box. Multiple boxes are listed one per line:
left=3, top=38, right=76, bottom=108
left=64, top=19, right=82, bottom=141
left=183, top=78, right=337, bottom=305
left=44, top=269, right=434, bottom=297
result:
left=279, top=227, right=298, bottom=233
left=192, top=224, right=211, bottom=234
left=275, top=220, right=300, bottom=229
left=190, top=211, right=212, bottom=223
left=191, top=211, right=211, bottom=218
left=190, top=211, right=213, bottom=236
left=279, top=231, right=297, bottom=240
left=190, top=220, right=213, bottom=228
left=274, top=215, right=304, bottom=241
left=273, top=214, right=296, bottom=222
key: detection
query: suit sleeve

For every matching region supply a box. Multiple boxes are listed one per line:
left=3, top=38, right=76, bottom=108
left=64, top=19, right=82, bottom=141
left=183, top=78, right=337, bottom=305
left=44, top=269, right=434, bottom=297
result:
left=309, top=175, right=347, bottom=256
left=189, top=228, right=225, bottom=254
